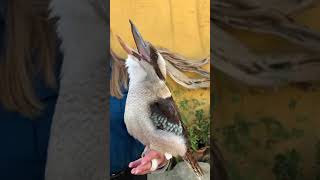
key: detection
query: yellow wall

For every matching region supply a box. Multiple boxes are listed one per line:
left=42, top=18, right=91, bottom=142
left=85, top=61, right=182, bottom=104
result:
left=110, top=0, right=210, bottom=126
left=214, top=2, right=320, bottom=179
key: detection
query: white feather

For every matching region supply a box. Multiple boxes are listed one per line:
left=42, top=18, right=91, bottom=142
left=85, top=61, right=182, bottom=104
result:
left=124, top=55, right=187, bottom=157
left=125, top=55, right=147, bottom=84
left=157, top=52, right=167, bottom=79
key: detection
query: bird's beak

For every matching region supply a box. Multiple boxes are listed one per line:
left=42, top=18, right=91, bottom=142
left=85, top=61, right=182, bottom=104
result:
left=117, top=20, right=151, bottom=62
left=129, top=20, right=151, bottom=62
left=117, top=35, right=142, bottom=59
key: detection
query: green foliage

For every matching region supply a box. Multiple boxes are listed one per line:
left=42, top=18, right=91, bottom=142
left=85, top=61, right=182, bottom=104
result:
left=172, top=89, right=182, bottom=97
left=188, top=109, right=210, bottom=150
left=179, top=99, right=189, bottom=111
left=217, top=115, right=305, bottom=157
left=258, top=117, right=304, bottom=149
left=288, top=99, right=297, bottom=110
left=259, top=117, right=290, bottom=140
left=259, top=117, right=290, bottom=149
left=272, top=149, right=303, bottom=180
left=231, top=94, right=241, bottom=104
left=178, top=98, right=209, bottom=151
left=219, top=124, right=245, bottom=154
left=217, top=113, right=256, bottom=156
left=191, top=99, right=201, bottom=106
left=179, top=99, right=206, bottom=112
left=290, top=128, right=304, bottom=138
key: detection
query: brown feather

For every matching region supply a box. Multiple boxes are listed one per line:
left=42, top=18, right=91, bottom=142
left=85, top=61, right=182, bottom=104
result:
left=183, top=148, right=204, bottom=179
left=149, top=45, right=165, bottom=80
left=149, top=96, right=184, bottom=136
left=150, top=97, right=181, bottom=125
left=150, top=96, right=204, bottom=178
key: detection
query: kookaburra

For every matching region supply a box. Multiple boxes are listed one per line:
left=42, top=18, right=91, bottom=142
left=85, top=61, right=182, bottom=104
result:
left=118, top=20, right=204, bottom=179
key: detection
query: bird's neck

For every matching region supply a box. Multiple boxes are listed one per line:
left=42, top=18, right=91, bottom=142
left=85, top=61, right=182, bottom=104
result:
left=126, top=56, right=147, bottom=84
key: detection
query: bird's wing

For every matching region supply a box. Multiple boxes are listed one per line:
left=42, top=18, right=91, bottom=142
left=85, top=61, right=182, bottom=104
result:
left=149, top=96, right=204, bottom=177
left=149, top=96, right=188, bottom=137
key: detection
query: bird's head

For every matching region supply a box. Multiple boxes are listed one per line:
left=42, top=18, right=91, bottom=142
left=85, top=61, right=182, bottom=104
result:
left=117, top=20, right=166, bottom=83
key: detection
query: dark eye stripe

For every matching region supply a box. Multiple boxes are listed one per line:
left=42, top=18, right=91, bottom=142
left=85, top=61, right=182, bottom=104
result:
left=149, top=45, right=165, bottom=80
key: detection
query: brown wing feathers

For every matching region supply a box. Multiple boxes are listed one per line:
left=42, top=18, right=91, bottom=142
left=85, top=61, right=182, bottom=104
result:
left=149, top=96, right=204, bottom=178
left=149, top=97, right=183, bottom=136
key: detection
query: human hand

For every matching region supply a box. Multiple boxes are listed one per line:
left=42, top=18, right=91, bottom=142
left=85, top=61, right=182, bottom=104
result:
left=128, top=150, right=168, bottom=175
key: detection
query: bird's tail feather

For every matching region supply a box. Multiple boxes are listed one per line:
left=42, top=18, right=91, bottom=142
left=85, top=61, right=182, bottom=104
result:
left=183, top=149, right=204, bottom=179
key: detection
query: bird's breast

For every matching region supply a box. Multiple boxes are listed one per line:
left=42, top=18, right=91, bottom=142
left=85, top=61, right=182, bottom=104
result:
left=123, top=86, right=156, bottom=145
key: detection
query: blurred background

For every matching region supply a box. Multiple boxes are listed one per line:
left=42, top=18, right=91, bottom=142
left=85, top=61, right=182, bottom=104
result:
left=213, top=1, right=320, bottom=180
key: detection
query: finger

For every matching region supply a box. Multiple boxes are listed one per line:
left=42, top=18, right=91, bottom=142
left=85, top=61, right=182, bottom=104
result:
left=131, top=162, right=152, bottom=175
left=136, top=161, right=152, bottom=172
left=129, top=158, right=142, bottom=168
left=135, top=168, right=151, bottom=175
left=141, top=151, right=161, bottom=165
left=132, top=157, right=168, bottom=175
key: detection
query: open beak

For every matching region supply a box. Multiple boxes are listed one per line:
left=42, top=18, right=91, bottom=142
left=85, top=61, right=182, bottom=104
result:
left=129, top=20, right=151, bottom=62
left=117, top=20, right=151, bottom=62
left=117, top=35, right=142, bottom=59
